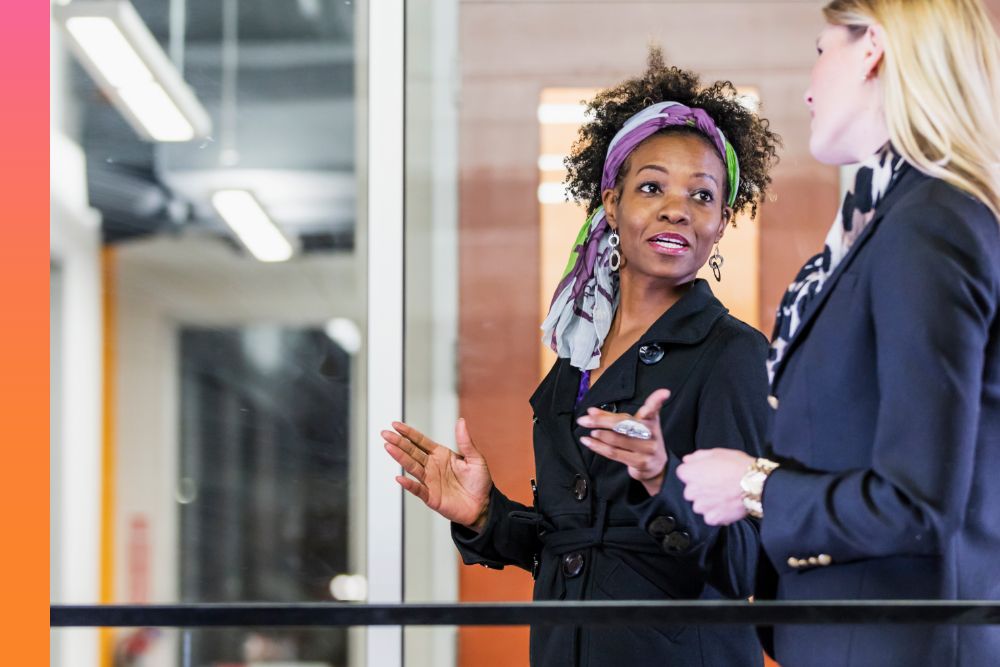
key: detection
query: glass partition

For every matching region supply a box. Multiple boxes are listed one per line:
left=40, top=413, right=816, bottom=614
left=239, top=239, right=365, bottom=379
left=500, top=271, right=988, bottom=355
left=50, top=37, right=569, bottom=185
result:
left=50, top=0, right=370, bottom=665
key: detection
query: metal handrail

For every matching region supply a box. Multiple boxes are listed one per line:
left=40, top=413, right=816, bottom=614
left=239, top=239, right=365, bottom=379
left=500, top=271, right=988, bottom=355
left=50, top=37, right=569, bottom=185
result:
left=51, top=601, right=1000, bottom=628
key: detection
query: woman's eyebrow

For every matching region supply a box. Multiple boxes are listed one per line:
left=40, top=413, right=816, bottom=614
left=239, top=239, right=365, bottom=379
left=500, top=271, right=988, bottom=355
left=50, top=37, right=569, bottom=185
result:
left=637, top=165, right=718, bottom=187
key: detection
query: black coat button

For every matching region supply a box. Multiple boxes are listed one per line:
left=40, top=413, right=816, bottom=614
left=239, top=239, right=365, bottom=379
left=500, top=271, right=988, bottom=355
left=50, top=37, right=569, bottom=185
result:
left=661, top=531, right=691, bottom=554
left=562, top=552, right=585, bottom=578
left=597, top=402, right=617, bottom=413
left=647, top=515, right=676, bottom=539
left=638, top=343, right=665, bottom=365
left=572, top=474, right=588, bottom=501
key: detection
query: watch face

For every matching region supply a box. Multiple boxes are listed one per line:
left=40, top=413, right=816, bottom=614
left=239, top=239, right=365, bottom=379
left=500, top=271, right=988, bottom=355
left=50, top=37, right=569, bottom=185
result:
left=740, top=470, right=767, bottom=495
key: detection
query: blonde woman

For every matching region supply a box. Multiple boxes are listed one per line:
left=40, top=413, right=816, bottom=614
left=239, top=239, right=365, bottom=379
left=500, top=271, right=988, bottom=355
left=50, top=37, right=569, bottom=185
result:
left=675, top=0, right=1000, bottom=665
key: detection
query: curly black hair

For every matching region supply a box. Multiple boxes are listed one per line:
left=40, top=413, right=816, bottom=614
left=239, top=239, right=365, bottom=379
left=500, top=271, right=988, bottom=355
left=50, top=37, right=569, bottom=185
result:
left=564, top=47, right=781, bottom=221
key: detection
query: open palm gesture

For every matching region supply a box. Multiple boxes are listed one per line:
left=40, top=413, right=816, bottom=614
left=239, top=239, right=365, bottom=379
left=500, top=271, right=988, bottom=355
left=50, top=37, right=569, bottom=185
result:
left=382, top=418, right=493, bottom=531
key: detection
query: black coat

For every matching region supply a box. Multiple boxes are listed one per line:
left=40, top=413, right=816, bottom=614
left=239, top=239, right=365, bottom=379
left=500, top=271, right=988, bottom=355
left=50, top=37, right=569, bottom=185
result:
left=453, top=280, right=768, bottom=666
left=758, top=168, right=1000, bottom=666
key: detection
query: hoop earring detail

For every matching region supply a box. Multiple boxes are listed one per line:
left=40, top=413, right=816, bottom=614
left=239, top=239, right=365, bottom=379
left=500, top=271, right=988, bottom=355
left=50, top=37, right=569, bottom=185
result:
left=708, top=244, right=724, bottom=282
left=608, top=230, right=622, bottom=272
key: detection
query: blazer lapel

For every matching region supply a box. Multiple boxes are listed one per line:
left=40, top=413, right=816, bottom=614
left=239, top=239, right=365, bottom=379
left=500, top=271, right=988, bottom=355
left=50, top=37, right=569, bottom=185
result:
left=771, top=168, right=924, bottom=389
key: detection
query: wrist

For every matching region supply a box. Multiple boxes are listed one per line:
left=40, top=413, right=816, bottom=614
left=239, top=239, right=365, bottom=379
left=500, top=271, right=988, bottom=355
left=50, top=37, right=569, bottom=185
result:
left=639, top=460, right=668, bottom=496
left=740, top=457, right=780, bottom=519
left=466, top=497, right=491, bottom=533
left=640, top=474, right=664, bottom=497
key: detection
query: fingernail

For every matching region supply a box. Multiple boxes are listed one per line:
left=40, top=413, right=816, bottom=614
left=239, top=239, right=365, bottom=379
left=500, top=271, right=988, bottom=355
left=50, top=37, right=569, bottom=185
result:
left=576, top=417, right=590, bottom=426
left=580, top=437, right=592, bottom=447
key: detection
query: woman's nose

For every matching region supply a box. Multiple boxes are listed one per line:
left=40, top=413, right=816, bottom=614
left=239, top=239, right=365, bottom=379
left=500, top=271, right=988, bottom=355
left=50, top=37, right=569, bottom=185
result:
left=659, top=196, right=690, bottom=224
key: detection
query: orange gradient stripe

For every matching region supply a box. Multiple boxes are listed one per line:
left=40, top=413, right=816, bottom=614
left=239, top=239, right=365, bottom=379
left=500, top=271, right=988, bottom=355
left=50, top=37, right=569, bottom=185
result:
left=0, top=1, right=49, bottom=664
left=100, top=248, right=117, bottom=666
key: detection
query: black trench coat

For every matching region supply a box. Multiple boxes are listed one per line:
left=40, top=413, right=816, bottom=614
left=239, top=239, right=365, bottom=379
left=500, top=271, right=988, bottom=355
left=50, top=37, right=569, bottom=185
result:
left=453, top=280, right=768, bottom=666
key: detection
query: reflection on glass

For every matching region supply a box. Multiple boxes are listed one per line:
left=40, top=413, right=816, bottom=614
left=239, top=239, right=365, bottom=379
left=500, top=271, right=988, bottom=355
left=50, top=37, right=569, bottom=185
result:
left=51, top=0, right=366, bottom=665
left=52, top=628, right=350, bottom=667
left=177, top=327, right=351, bottom=663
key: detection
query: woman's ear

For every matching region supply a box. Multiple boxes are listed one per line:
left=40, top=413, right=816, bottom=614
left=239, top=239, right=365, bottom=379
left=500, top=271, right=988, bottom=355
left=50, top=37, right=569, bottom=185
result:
left=717, top=208, right=733, bottom=242
left=601, top=187, right=618, bottom=225
left=862, top=24, right=886, bottom=80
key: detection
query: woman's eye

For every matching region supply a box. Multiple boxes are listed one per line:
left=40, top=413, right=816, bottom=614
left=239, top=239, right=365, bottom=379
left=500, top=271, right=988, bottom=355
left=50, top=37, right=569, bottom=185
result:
left=693, top=190, right=714, bottom=203
left=638, top=182, right=661, bottom=194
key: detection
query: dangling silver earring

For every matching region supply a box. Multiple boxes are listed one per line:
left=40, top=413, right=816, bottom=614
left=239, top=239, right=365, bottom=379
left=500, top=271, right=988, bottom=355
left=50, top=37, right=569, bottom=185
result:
left=708, top=244, right=724, bottom=282
left=609, top=230, right=622, bottom=272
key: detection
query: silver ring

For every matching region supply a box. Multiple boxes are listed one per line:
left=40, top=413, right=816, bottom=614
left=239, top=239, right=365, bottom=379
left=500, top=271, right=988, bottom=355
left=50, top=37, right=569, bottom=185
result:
left=612, top=419, right=652, bottom=440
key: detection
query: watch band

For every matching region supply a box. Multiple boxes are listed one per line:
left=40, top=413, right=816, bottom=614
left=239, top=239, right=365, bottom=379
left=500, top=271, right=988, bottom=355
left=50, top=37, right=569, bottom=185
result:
left=740, top=457, right=780, bottom=519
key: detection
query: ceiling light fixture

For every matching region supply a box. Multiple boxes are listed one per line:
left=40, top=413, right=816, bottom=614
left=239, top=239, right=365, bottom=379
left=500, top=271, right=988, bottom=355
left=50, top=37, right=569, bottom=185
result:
left=211, top=190, right=294, bottom=263
left=54, top=1, right=210, bottom=142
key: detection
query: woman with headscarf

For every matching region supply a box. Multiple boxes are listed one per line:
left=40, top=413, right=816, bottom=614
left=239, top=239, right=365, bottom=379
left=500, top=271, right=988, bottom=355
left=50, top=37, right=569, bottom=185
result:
left=383, top=50, right=780, bottom=666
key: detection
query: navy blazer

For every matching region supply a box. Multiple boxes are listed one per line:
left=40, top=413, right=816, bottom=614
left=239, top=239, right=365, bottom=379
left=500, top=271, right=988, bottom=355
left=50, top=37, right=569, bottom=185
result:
left=759, top=167, right=1000, bottom=666
left=453, top=280, right=768, bottom=666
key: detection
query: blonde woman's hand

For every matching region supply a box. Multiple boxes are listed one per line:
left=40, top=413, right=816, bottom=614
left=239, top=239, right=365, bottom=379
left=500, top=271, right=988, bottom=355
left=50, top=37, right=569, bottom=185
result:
left=676, top=448, right=754, bottom=526
left=577, top=388, right=672, bottom=496
left=382, top=418, right=493, bottom=532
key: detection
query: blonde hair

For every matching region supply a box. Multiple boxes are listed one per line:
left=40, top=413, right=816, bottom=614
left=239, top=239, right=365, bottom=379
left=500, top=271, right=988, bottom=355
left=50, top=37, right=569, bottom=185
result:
left=824, top=0, right=1000, bottom=220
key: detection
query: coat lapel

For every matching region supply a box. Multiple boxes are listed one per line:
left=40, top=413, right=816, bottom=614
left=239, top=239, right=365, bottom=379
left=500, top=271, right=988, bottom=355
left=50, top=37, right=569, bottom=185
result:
left=544, top=280, right=727, bottom=473
left=531, top=280, right=730, bottom=472
left=576, top=280, right=727, bottom=412
left=771, top=168, right=925, bottom=389
left=530, top=358, right=589, bottom=471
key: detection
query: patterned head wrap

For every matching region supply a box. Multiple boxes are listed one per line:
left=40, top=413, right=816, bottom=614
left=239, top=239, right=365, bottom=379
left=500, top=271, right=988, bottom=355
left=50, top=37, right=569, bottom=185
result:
left=541, top=101, right=741, bottom=370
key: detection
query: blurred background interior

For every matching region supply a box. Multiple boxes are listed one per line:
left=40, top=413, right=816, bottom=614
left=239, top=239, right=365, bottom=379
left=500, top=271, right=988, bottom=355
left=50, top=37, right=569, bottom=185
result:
left=50, top=1, right=1000, bottom=666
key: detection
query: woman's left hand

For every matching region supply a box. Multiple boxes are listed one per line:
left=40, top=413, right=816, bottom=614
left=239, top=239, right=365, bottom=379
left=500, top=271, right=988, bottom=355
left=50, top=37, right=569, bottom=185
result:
left=676, top=448, right=754, bottom=526
left=577, top=388, right=671, bottom=496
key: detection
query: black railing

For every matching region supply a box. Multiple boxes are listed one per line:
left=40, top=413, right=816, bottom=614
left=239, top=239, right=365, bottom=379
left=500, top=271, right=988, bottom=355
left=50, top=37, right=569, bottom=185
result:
left=51, top=601, right=1000, bottom=628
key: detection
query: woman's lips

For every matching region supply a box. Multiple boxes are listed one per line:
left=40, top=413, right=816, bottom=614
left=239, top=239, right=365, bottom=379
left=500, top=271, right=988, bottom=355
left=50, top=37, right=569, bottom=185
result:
left=647, top=233, right=690, bottom=256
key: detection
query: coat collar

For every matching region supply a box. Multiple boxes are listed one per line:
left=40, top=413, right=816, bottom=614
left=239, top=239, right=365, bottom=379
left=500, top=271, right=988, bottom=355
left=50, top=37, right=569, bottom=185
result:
left=770, top=165, right=926, bottom=389
left=532, top=279, right=728, bottom=417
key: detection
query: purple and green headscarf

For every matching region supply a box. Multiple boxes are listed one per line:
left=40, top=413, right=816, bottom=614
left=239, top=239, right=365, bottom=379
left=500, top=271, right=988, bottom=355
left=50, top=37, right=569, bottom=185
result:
left=540, top=101, right=740, bottom=371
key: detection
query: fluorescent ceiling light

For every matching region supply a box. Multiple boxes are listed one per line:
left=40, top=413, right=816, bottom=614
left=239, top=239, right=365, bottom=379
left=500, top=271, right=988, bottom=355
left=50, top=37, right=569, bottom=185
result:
left=537, top=103, right=590, bottom=125
left=537, top=182, right=569, bottom=205
left=65, top=17, right=152, bottom=87
left=736, top=86, right=761, bottom=113
left=54, top=1, right=210, bottom=142
left=324, top=318, right=362, bottom=355
left=537, top=154, right=567, bottom=172
left=211, top=190, right=294, bottom=263
left=118, top=82, right=201, bottom=142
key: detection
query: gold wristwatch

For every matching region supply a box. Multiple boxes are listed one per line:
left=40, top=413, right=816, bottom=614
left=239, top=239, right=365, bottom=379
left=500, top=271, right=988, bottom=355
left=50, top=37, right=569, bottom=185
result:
left=740, top=457, right=780, bottom=519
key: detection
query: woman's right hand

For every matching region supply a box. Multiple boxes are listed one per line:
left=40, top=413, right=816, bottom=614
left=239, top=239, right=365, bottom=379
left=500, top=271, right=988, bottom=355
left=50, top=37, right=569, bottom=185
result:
left=382, top=418, right=493, bottom=532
